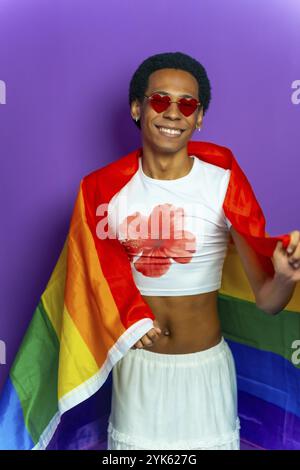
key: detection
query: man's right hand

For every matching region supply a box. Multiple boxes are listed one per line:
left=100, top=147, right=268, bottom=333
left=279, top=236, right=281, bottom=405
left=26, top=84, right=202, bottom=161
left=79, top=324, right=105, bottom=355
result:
left=131, top=320, right=162, bottom=349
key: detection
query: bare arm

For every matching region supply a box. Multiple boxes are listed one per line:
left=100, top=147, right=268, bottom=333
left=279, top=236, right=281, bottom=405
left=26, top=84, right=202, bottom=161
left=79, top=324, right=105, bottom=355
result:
left=229, top=226, right=299, bottom=315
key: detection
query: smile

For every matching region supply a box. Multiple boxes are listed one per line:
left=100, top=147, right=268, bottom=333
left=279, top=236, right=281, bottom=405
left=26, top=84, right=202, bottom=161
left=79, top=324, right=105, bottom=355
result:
left=155, top=125, right=184, bottom=137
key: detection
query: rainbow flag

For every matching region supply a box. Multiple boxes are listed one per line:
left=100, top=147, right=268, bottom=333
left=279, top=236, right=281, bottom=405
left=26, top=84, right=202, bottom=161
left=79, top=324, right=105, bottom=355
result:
left=219, top=240, right=300, bottom=450
left=0, top=141, right=298, bottom=450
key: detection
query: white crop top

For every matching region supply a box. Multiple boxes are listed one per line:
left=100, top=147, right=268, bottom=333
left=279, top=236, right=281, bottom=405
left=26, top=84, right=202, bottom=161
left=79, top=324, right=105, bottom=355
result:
left=107, top=155, right=232, bottom=296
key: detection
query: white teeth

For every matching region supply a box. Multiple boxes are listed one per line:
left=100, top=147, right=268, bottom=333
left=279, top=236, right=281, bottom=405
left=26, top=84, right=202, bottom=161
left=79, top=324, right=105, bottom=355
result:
left=158, top=126, right=182, bottom=136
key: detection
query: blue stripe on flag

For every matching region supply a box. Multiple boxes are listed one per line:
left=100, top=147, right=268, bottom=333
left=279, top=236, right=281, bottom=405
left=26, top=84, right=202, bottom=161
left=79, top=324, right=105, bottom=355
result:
left=0, top=377, right=34, bottom=449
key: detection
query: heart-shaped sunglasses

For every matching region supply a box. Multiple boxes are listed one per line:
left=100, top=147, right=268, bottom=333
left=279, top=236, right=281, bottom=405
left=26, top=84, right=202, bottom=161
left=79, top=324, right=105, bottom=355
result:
left=144, top=93, right=202, bottom=117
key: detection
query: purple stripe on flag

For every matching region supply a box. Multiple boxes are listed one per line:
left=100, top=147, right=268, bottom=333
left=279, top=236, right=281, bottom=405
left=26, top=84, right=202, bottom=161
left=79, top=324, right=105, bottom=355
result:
left=47, top=373, right=112, bottom=450
left=239, top=391, right=300, bottom=450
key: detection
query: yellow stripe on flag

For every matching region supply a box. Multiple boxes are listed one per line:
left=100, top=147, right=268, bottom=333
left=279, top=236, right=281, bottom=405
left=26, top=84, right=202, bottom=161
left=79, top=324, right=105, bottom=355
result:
left=58, top=305, right=99, bottom=398
left=220, top=241, right=300, bottom=312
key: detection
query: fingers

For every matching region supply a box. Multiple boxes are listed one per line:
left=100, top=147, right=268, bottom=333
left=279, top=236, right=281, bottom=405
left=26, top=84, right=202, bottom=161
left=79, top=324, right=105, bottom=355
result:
left=274, top=240, right=284, bottom=255
left=139, top=329, right=159, bottom=348
left=144, top=328, right=161, bottom=346
left=132, top=327, right=162, bottom=349
left=286, top=231, right=300, bottom=268
left=286, top=231, right=300, bottom=255
left=133, top=340, right=144, bottom=349
left=274, top=231, right=300, bottom=271
left=153, top=320, right=162, bottom=334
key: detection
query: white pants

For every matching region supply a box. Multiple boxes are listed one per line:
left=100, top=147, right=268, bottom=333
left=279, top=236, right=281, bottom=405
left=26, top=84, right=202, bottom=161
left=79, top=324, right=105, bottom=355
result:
left=107, top=336, right=240, bottom=450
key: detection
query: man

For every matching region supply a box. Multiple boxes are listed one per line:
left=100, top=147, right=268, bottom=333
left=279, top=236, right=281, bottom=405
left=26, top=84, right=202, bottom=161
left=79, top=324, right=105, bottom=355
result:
left=105, top=52, right=300, bottom=450
left=0, top=52, right=298, bottom=451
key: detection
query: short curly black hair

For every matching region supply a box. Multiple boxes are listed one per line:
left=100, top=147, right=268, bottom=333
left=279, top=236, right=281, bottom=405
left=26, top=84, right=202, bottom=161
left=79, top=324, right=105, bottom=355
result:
left=129, top=51, right=211, bottom=129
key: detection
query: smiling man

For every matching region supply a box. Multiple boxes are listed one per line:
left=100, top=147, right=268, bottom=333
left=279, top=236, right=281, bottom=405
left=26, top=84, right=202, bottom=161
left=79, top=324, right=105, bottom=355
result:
left=105, top=52, right=300, bottom=451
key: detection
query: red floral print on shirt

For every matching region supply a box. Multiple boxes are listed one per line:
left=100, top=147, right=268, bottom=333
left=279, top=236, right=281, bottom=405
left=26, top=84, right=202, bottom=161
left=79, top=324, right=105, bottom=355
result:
left=119, top=203, right=196, bottom=277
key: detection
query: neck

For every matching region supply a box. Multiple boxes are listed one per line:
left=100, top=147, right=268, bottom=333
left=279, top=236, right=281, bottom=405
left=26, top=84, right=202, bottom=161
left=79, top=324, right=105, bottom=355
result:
left=140, top=143, right=193, bottom=180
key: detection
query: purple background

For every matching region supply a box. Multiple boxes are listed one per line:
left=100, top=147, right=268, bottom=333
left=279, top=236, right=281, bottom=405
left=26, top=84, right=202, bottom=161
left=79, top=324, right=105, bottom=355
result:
left=0, top=0, right=299, bottom=446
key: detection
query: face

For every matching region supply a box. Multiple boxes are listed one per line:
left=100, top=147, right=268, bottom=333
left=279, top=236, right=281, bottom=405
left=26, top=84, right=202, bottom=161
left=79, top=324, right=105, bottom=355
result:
left=131, top=68, right=203, bottom=153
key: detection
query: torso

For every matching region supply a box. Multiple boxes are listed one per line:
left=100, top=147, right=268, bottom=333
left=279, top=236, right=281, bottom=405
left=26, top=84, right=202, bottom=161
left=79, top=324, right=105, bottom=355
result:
left=141, top=290, right=222, bottom=354
left=108, top=155, right=231, bottom=355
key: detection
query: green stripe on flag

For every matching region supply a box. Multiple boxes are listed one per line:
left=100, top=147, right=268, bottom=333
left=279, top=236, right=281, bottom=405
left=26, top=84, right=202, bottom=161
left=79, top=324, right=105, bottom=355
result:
left=10, top=300, right=59, bottom=444
left=218, top=293, right=300, bottom=368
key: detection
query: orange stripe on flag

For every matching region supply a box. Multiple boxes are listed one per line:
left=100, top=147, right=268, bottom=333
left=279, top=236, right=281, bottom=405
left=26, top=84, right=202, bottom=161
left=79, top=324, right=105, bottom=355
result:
left=64, top=184, right=126, bottom=367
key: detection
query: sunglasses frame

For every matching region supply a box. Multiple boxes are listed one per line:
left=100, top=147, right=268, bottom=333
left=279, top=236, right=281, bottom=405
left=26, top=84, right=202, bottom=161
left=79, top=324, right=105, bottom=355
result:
left=143, top=93, right=202, bottom=116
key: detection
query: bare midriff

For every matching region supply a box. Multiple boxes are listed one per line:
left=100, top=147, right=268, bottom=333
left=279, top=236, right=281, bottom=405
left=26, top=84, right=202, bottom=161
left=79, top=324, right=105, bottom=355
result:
left=140, top=290, right=222, bottom=354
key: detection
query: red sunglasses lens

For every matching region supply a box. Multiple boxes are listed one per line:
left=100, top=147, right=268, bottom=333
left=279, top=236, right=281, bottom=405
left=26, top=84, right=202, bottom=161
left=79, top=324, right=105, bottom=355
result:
left=149, top=94, right=170, bottom=113
left=178, top=98, right=198, bottom=116
left=148, top=94, right=198, bottom=116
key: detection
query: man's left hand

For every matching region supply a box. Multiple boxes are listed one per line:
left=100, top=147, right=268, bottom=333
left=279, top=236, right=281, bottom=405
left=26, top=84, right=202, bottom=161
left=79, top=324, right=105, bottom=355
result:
left=272, top=230, right=300, bottom=282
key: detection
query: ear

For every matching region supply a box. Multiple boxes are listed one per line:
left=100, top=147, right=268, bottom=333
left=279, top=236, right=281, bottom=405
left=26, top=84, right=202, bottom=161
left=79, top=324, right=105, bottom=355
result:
left=196, top=107, right=204, bottom=127
left=130, top=99, right=142, bottom=120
